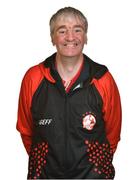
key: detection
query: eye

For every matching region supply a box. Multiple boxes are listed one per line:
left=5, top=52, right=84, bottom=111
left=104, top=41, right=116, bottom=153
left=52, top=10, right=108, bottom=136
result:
left=59, top=31, right=65, bottom=34
left=58, top=29, right=66, bottom=34
left=74, top=27, right=84, bottom=33
left=75, top=29, right=82, bottom=32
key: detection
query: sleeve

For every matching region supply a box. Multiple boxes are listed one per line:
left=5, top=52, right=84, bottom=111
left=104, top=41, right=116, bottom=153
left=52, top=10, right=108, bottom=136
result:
left=93, top=71, right=122, bottom=153
left=16, top=69, right=34, bottom=155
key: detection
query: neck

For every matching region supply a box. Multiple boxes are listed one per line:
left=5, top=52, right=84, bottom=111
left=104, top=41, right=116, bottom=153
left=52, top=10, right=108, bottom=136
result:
left=55, top=53, right=83, bottom=81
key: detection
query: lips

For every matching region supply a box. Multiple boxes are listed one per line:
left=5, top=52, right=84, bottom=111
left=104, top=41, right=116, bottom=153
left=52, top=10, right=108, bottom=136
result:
left=63, top=42, right=78, bottom=47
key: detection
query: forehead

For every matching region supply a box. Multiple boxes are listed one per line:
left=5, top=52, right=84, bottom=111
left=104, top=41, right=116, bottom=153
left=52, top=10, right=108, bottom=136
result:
left=55, top=15, right=84, bottom=29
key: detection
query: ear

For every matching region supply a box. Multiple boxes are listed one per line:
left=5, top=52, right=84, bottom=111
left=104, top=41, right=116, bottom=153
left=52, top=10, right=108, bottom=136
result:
left=84, top=34, right=88, bottom=44
left=51, top=39, right=55, bottom=46
left=50, top=34, right=55, bottom=46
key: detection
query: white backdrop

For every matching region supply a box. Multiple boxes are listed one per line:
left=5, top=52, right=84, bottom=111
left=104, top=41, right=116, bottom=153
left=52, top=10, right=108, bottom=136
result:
left=0, top=0, right=140, bottom=179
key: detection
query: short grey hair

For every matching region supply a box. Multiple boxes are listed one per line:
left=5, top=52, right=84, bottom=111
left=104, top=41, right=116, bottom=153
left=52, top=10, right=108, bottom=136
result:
left=49, top=7, right=88, bottom=35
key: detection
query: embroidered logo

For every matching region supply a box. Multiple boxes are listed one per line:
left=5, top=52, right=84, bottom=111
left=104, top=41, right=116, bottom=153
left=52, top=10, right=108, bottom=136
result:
left=82, top=112, right=96, bottom=130
left=38, top=119, right=52, bottom=126
left=73, top=83, right=83, bottom=91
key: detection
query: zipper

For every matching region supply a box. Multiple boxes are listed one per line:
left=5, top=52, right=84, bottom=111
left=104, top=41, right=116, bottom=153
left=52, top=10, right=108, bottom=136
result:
left=63, top=94, right=69, bottom=172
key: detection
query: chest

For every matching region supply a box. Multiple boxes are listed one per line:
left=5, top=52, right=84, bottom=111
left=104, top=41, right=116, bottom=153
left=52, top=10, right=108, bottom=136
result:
left=31, top=78, right=105, bottom=143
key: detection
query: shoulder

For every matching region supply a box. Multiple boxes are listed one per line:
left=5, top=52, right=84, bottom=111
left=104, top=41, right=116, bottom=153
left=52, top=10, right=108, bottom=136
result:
left=99, top=71, right=115, bottom=85
left=92, top=71, right=116, bottom=88
left=100, top=71, right=119, bottom=92
left=20, top=63, right=45, bottom=96
left=21, top=58, right=55, bottom=88
left=92, top=71, right=119, bottom=101
left=23, top=64, right=43, bottom=82
left=84, top=54, right=108, bottom=79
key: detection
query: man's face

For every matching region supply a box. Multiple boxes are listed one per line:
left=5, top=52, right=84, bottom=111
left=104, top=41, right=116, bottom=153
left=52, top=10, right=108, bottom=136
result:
left=51, top=15, right=87, bottom=58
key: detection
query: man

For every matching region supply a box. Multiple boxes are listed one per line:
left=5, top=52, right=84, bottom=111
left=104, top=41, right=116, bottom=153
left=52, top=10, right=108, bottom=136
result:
left=17, top=7, right=122, bottom=179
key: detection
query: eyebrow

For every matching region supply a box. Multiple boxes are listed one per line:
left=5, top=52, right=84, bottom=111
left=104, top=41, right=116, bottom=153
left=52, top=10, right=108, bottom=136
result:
left=56, top=25, right=67, bottom=31
left=56, top=25, right=84, bottom=31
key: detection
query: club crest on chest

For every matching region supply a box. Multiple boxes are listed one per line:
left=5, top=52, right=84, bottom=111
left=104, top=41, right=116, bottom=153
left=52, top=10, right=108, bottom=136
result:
left=82, top=112, right=96, bottom=130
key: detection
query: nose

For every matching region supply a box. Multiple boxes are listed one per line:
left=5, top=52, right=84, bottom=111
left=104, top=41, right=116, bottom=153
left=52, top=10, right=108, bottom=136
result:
left=65, top=30, right=75, bottom=41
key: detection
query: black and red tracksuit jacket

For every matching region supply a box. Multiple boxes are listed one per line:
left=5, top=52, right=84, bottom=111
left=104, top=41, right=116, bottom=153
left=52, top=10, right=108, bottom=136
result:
left=17, top=53, right=122, bottom=179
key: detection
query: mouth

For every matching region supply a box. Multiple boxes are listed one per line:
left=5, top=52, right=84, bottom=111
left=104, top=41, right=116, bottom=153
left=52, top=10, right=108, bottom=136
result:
left=63, top=43, right=79, bottom=47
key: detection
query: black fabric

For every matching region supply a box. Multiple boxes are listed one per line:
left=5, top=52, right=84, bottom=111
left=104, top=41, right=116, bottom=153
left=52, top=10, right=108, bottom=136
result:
left=84, top=54, right=108, bottom=79
left=43, top=53, right=108, bottom=95
left=43, top=53, right=108, bottom=80
left=28, top=53, right=115, bottom=179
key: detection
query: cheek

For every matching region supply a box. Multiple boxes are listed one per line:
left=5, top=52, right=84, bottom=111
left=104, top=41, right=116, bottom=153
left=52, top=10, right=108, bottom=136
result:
left=52, top=35, right=64, bottom=45
left=84, top=35, right=87, bottom=44
left=82, top=35, right=87, bottom=44
left=77, top=34, right=87, bottom=43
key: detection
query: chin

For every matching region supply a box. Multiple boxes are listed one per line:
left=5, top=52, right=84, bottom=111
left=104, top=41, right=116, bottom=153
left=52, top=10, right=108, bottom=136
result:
left=60, top=50, right=83, bottom=57
left=61, top=53, right=81, bottom=58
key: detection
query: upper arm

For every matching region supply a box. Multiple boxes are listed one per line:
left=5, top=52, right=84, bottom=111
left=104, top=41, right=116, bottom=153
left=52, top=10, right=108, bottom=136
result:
left=93, top=71, right=122, bottom=152
left=16, top=65, right=44, bottom=136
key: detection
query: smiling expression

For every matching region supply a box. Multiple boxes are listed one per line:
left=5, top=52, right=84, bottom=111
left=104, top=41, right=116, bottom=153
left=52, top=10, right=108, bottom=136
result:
left=51, top=15, right=87, bottom=58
